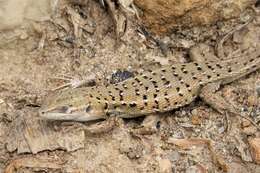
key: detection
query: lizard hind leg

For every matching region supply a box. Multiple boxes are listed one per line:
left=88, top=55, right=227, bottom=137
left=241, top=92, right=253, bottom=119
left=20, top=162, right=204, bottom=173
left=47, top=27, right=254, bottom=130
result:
left=199, top=82, right=260, bottom=131
left=189, top=43, right=220, bottom=63
left=199, top=82, right=238, bottom=114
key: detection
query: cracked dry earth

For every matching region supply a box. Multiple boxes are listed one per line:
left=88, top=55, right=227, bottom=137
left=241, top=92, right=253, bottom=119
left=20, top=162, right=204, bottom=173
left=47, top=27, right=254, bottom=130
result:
left=0, top=1, right=260, bottom=173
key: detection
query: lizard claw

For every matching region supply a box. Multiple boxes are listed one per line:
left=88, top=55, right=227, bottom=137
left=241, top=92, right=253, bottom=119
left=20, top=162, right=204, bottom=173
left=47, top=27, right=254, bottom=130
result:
left=51, top=74, right=96, bottom=91
left=84, top=116, right=124, bottom=134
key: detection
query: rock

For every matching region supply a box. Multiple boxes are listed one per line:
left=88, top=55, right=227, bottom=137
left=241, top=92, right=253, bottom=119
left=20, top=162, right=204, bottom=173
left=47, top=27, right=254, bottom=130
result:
left=134, top=0, right=256, bottom=35
left=0, top=0, right=53, bottom=30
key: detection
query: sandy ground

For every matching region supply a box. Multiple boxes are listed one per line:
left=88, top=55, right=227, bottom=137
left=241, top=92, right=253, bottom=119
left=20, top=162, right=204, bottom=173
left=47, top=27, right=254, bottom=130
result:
left=0, top=0, right=260, bottom=173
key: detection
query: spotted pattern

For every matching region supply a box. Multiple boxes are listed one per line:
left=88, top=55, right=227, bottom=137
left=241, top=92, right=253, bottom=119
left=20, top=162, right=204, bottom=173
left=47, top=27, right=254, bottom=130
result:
left=49, top=53, right=260, bottom=119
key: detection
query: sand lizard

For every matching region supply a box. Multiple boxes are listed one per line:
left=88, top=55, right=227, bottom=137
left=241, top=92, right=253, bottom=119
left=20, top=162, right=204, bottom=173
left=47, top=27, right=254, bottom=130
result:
left=39, top=49, right=260, bottom=122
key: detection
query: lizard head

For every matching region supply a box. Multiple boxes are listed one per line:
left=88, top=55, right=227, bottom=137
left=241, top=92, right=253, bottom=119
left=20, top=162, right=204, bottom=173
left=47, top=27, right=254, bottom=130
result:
left=39, top=88, right=106, bottom=122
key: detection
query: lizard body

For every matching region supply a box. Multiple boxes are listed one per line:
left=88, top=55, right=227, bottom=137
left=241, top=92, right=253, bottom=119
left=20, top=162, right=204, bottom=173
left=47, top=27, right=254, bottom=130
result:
left=39, top=50, right=260, bottom=121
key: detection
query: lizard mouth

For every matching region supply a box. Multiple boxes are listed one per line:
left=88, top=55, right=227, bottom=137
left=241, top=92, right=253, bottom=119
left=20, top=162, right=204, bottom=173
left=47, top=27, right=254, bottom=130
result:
left=39, top=109, right=105, bottom=122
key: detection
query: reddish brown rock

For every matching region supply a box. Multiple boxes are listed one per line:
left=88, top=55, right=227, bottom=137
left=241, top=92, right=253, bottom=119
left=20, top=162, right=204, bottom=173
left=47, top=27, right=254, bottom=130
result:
left=134, top=0, right=256, bottom=35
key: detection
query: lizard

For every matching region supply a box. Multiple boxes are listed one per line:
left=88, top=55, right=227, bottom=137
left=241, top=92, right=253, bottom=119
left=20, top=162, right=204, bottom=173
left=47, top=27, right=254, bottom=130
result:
left=39, top=48, right=260, bottom=123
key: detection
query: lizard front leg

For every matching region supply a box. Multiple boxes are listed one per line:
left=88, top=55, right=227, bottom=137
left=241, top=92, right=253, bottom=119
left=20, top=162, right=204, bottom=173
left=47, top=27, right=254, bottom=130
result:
left=131, top=114, right=161, bottom=135
left=51, top=74, right=96, bottom=91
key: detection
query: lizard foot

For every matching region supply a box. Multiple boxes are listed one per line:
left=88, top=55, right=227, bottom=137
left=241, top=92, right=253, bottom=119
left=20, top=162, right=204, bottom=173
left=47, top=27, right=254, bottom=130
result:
left=200, top=82, right=238, bottom=114
left=200, top=82, right=260, bottom=131
left=130, top=114, right=160, bottom=135
left=84, top=116, right=123, bottom=134
left=51, top=74, right=96, bottom=91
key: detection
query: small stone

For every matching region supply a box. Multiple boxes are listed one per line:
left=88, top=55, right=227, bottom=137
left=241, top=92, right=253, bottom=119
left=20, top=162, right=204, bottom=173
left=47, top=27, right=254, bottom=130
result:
left=218, top=126, right=225, bottom=134
left=191, top=114, right=202, bottom=125
left=242, top=126, right=257, bottom=135
left=248, top=138, right=260, bottom=164
left=191, top=107, right=209, bottom=125
left=119, top=142, right=143, bottom=160
left=167, top=151, right=180, bottom=162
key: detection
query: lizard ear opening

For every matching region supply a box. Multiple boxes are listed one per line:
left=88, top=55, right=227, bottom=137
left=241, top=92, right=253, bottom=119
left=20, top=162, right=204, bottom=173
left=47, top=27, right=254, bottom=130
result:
left=85, top=105, right=91, bottom=112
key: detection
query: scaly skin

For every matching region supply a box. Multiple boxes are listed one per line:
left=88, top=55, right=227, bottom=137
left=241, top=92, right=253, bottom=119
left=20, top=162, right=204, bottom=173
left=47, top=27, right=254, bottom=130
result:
left=39, top=50, right=260, bottom=121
